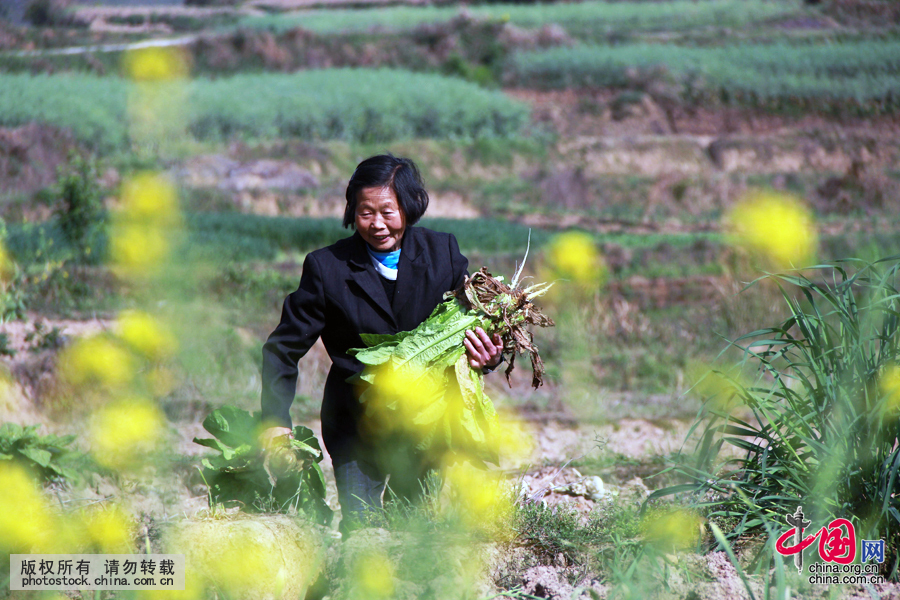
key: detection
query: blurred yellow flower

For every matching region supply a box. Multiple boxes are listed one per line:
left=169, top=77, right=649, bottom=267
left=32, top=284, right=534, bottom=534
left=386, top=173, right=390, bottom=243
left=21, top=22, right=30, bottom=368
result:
left=353, top=552, right=395, bottom=599
left=362, top=362, right=445, bottom=439
left=59, top=335, right=136, bottom=388
left=110, top=174, right=182, bottom=278
left=196, top=530, right=289, bottom=599
left=545, top=231, right=607, bottom=287
left=118, top=173, right=180, bottom=225
left=643, top=508, right=702, bottom=551
left=110, top=223, right=171, bottom=277
left=492, top=412, right=534, bottom=466
left=0, top=462, right=54, bottom=553
left=168, top=517, right=322, bottom=600
left=80, top=505, right=134, bottom=553
left=686, top=361, right=747, bottom=414
left=123, top=47, right=189, bottom=81
left=443, top=459, right=512, bottom=535
left=89, top=396, right=166, bottom=471
left=0, top=241, right=13, bottom=282
left=726, top=191, right=817, bottom=271
left=880, top=364, right=900, bottom=414
left=117, top=310, right=178, bottom=360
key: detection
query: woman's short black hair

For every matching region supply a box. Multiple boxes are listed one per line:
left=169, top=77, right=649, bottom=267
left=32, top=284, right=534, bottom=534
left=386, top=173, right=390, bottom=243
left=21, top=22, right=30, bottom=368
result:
left=343, top=154, right=429, bottom=228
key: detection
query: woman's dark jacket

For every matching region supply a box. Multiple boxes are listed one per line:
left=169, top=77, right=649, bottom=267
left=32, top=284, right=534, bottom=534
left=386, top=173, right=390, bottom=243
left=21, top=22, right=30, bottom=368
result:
left=260, top=226, right=468, bottom=459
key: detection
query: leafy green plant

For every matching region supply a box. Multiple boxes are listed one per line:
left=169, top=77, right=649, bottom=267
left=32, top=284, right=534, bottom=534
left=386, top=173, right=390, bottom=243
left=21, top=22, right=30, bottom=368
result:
left=24, top=320, right=65, bottom=353
left=654, top=256, right=900, bottom=577
left=0, top=265, right=27, bottom=322
left=0, top=423, right=83, bottom=483
left=351, top=265, right=553, bottom=465
left=193, top=405, right=332, bottom=525
left=0, top=220, right=27, bottom=322
left=54, top=155, right=105, bottom=264
left=0, top=333, right=16, bottom=358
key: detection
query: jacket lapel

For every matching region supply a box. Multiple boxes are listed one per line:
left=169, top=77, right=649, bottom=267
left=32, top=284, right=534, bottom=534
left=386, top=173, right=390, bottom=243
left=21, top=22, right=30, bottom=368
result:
left=392, top=227, right=426, bottom=318
left=346, top=231, right=397, bottom=328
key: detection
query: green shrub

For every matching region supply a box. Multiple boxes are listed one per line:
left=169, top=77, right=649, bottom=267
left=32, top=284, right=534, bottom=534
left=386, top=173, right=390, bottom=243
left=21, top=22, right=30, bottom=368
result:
left=655, top=257, right=900, bottom=577
left=53, top=155, right=106, bottom=264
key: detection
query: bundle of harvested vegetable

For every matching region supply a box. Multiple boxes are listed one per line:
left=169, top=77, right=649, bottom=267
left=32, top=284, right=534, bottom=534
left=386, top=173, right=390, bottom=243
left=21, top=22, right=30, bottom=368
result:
left=349, top=259, right=553, bottom=465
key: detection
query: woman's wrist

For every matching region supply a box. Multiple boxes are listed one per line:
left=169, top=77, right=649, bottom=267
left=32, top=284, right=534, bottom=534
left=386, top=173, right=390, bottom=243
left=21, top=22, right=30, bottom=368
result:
left=482, top=353, right=505, bottom=374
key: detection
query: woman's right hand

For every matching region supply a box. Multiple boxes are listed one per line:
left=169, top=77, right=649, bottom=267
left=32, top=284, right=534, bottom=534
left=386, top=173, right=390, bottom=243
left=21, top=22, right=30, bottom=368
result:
left=259, top=426, right=293, bottom=449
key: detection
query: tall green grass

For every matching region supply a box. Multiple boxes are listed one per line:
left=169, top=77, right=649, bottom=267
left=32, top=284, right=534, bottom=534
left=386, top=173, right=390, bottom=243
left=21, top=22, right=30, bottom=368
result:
left=509, top=40, right=900, bottom=110
left=655, top=257, right=900, bottom=576
left=0, top=69, right=529, bottom=152
left=240, top=0, right=800, bottom=37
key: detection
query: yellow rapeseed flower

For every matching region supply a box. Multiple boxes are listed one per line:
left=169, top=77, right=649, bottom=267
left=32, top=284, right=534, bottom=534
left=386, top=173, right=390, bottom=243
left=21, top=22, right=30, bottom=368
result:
left=59, top=335, right=136, bottom=389
left=353, top=552, right=395, bottom=599
left=0, top=241, right=13, bottom=282
left=203, top=531, right=284, bottom=598
left=544, top=231, right=607, bottom=288
left=492, top=412, right=534, bottom=466
left=118, top=173, right=180, bottom=225
left=89, top=396, right=166, bottom=471
left=123, top=47, right=189, bottom=82
left=110, top=224, right=172, bottom=277
left=726, top=191, right=817, bottom=271
left=0, top=463, right=54, bottom=552
left=643, top=508, right=702, bottom=551
left=686, top=361, right=748, bottom=414
left=80, top=504, right=134, bottom=553
left=443, top=459, right=512, bottom=536
left=880, top=364, right=900, bottom=414
left=117, top=310, right=178, bottom=360
left=361, top=362, right=444, bottom=439
left=111, top=174, right=182, bottom=278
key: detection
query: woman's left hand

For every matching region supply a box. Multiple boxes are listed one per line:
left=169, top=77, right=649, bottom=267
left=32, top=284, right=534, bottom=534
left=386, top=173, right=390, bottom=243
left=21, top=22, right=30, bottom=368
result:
left=464, top=327, right=503, bottom=370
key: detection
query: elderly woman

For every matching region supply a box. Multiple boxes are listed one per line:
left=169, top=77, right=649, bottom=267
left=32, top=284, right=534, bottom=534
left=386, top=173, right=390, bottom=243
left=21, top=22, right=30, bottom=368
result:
left=260, top=154, right=503, bottom=529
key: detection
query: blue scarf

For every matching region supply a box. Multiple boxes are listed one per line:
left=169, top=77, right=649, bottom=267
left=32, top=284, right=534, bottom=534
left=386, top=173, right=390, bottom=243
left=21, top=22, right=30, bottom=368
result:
left=367, top=247, right=401, bottom=280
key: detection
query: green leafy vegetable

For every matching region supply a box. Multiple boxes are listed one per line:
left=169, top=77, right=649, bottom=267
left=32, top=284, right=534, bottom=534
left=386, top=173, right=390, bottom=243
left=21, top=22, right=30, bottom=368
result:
left=349, top=262, right=553, bottom=466
left=0, top=422, right=84, bottom=483
left=193, top=405, right=332, bottom=525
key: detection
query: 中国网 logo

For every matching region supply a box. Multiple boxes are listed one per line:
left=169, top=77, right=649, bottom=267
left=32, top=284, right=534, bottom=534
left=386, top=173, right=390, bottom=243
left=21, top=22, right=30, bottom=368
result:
left=774, top=506, right=885, bottom=585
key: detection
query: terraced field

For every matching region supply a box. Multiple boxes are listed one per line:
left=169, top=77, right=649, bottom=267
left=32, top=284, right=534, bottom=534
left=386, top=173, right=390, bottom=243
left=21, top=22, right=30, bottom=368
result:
left=2, top=0, right=900, bottom=597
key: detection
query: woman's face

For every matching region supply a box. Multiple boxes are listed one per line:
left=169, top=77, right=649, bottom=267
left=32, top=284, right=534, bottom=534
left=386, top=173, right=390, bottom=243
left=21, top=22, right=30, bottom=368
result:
left=355, top=186, right=407, bottom=252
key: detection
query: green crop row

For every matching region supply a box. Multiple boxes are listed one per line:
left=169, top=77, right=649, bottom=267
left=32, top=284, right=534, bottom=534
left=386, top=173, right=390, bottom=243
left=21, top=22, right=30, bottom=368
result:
left=0, top=69, right=529, bottom=152
left=507, top=40, right=900, bottom=109
left=4, top=214, right=550, bottom=266
left=238, top=0, right=800, bottom=38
